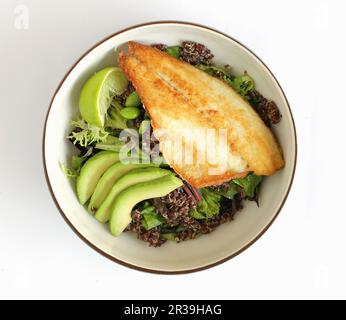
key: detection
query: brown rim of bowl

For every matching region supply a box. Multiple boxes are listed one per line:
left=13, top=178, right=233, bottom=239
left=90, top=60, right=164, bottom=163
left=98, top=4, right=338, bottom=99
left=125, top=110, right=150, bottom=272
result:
left=42, top=20, right=297, bottom=274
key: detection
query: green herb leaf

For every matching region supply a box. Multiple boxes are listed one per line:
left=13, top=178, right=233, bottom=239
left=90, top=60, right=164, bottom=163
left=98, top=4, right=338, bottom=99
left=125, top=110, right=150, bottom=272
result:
left=197, top=65, right=255, bottom=97
left=141, top=212, right=166, bottom=230
left=190, top=209, right=206, bottom=220
left=68, top=119, right=109, bottom=147
left=216, top=183, right=239, bottom=199
left=197, top=64, right=234, bottom=84
left=95, top=134, right=125, bottom=152
left=233, top=173, right=262, bottom=198
left=190, top=188, right=222, bottom=220
left=175, top=225, right=186, bottom=232
left=231, top=74, right=255, bottom=97
left=141, top=206, right=156, bottom=215
left=60, top=162, right=77, bottom=179
left=166, top=46, right=182, bottom=58
left=71, top=155, right=83, bottom=171
left=140, top=205, right=166, bottom=230
left=162, top=233, right=176, bottom=241
left=141, top=201, right=152, bottom=209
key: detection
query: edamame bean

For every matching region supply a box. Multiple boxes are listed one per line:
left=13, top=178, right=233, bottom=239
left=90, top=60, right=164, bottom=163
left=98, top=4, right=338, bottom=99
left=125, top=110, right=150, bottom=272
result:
left=125, top=91, right=141, bottom=108
left=120, top=107, right=140, bottom=120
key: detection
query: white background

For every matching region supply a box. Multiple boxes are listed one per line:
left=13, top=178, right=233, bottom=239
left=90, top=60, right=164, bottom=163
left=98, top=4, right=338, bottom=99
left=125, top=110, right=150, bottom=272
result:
left=0, top=0, right=345, bottom=299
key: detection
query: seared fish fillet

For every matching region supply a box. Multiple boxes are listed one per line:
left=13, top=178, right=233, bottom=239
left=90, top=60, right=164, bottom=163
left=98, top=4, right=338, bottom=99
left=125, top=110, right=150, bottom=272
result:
left=118, top=41, right=284, bottom=188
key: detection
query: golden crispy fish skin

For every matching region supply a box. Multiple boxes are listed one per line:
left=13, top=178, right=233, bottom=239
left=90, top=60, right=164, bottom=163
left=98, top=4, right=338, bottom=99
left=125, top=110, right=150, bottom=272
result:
left=118, top=41, right=284, bottom=188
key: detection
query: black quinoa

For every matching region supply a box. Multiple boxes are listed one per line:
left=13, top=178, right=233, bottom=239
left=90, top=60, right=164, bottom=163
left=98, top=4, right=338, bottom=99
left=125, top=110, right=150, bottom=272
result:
left=153, top=187, right=199, bottom=230
left=180, top=41, right=214, bottom=65
left=248, top=90, right=281, bottom=126
left=175, top=208, right=238, bottom=243
left=126, top=210, right=166, bottom=247
left=171, top=190, right=245, bottom=243
left=128, top=186, right=246, bottom=246
left=115, top=82, right=135, bottom=105
left=151, top=43, right=167, bottom=51
left=209, top=182, right=231, bottom=193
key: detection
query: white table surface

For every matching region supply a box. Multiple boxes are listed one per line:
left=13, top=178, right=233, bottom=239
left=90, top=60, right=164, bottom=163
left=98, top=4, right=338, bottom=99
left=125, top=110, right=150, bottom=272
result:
left=0, top=0, right=344, bottom=299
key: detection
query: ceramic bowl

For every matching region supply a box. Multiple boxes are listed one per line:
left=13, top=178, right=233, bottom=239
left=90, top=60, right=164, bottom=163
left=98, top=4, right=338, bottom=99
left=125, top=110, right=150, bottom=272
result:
left=43, top=21, right=297, bottom=273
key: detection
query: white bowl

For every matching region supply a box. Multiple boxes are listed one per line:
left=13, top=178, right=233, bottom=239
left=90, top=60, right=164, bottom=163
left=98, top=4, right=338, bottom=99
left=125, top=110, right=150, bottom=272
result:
left=43, top=21, right=297, bottom=273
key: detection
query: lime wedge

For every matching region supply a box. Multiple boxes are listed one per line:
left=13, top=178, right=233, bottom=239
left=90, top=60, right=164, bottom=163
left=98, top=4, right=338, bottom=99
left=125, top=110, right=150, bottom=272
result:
left=79, top=67, right=128, bottom=127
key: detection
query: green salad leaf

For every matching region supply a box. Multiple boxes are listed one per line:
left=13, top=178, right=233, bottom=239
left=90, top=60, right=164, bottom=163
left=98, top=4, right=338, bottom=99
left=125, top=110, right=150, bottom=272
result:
left=95, top=135, right=125, bottom=152
left=71, top=155, right=83, bottom=171
left=197, top=64, right=234, bottom=84
left=197, top=64, right=255, bottom=97
left=162, top=233, right=176, bottom=241
left=140, top=205, right=166, bottom=230
left=68, top=119, right=109, bottom=147
left=60, top=153, right=90, bottom=179
left=189, top=174, right=263, bottom=220
left=190, top=188, right=222, bottom=220
left=60, top=162, right=77, bottom=179
left=166, top=46, right=182, bottom=58
left=216, top=183, right=239, bottom=199
left=231, top=74, right=255, bottom=97
left=233, top=173, right=262, bottom=198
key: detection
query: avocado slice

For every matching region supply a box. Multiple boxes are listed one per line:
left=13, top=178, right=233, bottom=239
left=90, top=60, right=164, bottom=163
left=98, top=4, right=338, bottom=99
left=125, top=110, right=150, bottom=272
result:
left=109, top=175, right=183, bottom=236
left=95, top=167, right=172, bottom=223
left=88, top=162, right=157, bottom=213
left=76, top=151, right=119, bottom=205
